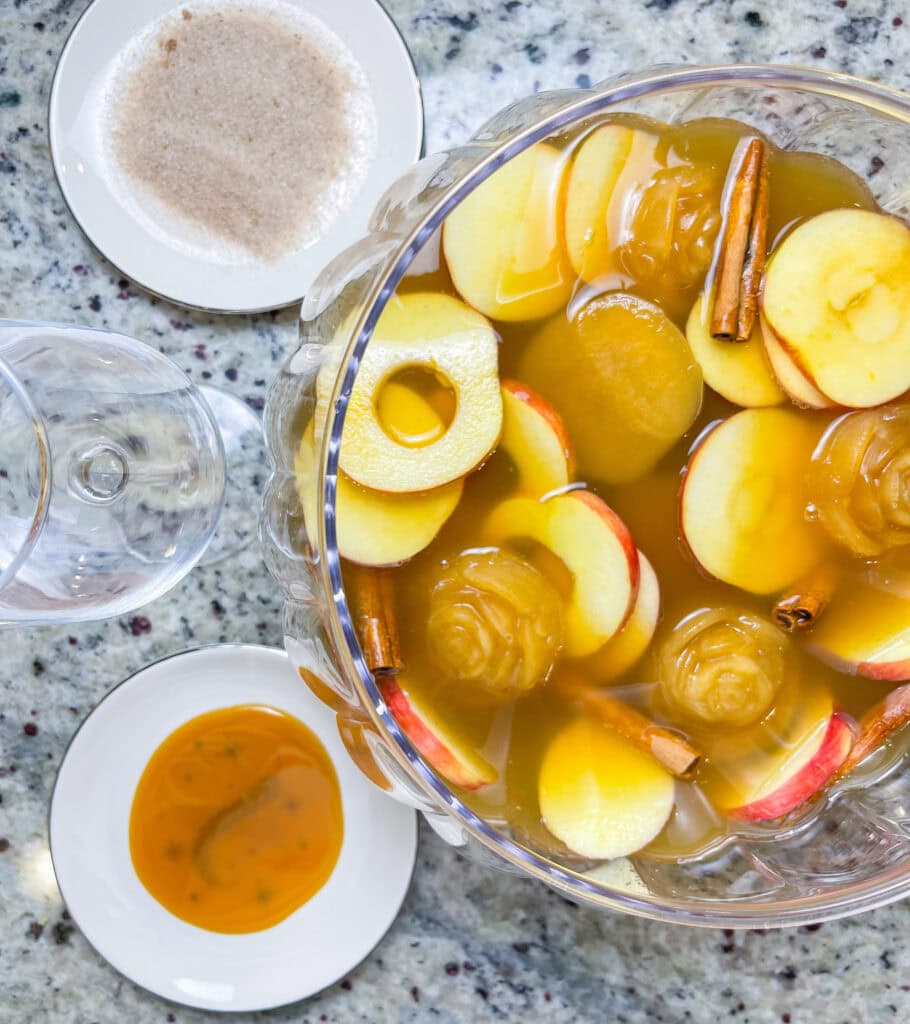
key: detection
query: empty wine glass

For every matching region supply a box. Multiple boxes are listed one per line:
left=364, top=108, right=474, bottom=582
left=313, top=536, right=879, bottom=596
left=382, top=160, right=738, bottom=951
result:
left=0, top=320, right=226, bottom=624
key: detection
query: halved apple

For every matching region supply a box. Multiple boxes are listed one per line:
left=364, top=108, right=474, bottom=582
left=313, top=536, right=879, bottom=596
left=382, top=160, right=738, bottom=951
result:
left=518, top=292, right=703, bottom=484
left=807, top=579, right=910, bottom=681
left=586, top=551, right=660, bottom=682
left=380, top=678, right=497, bottom=790
left=686, top=294, right=784, bottom=407
left=315, top=292, right=502, bottom=493
left=761, top=315, right=837, bottom=410
left=295, top=423, right=462, bottom=566
left=762, top=209, right=910, bottom=408
left=680, top=408, right=826, bottom=594
left=538, top=716, right=675, bottom=859
left=726, top=713, right=854, bottom=822
left=483, top=490, right=639, bottom=656
left=564, top=123, right=638, bottom=279
left=500, top=380, right=574, bottom=496
left=443, top=143, right=573, bottom=321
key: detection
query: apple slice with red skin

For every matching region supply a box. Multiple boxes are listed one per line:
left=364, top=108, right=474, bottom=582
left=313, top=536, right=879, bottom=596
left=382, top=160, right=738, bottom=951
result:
left=761, top=315, right=836, bottom=411
left=500, top=380, right=575, bottom=496
left=728, top=712, right=855, bottom=822
left=586, top=551, right=660, bottom=682
left=483, top=489, right=639, bottom=657
left=807, top=579, right=910, bottom=681
left=380, top=678, right=497, bottom=791
left=680, top=407, right=827, bottom=594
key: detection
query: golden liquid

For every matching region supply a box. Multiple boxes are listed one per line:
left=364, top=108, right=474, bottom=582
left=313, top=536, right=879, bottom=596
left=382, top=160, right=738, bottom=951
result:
left=343, top=116, right=893, bottom=862
left=129, top=704, right=343, bottom=933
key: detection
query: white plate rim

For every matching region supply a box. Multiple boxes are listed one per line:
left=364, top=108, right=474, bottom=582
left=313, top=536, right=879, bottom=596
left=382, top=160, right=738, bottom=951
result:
left=48, top=0, right=425, bottom=314
left=48, top=643, right=418, bottom=1013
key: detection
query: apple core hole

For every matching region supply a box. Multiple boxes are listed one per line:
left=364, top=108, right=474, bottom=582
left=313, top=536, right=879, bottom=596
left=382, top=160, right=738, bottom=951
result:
left=376, top=366, right=457, bottom=449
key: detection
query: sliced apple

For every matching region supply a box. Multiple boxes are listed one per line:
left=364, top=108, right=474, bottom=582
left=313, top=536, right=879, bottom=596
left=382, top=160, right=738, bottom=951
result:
left=725, top=713, right=854, bottom=822
left=564, top=123, right=638, bottom=279
left=538, top=716, right=675, bottom=859
left=294, top=424, right=462, bottom=566
left=586, top=551, right=660, bottom=682
left=316, top=292, right=502, bottom=493
left=483, top=490, right=639, bottom=656
left=685, top=294, right=784, bottom=407
left=500, top=380, right=574, bottom=496
left=680, top=407, right=826, bottom=594
left=807, top=579, right=910, bottom=681
left=762, top=209, right=910, bottom=408
left=761, top=315, right=837, bottom=410
left=442, top=143, right=573, bottom=321
left=380, top=678, right=497, bottom=790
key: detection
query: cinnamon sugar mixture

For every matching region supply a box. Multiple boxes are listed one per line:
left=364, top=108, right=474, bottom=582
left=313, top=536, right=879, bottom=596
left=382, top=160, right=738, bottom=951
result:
left=107, top=1, right=376, bottom=262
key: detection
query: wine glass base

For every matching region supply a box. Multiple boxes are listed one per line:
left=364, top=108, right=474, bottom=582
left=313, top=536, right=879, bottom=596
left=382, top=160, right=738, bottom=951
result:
left=197, top=385, right=269, bottom=565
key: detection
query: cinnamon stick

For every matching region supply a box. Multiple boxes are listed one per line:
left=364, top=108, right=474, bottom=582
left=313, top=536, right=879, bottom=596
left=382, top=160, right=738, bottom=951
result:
left=710, top=137, right=768, bottom=342
left=736, top=141, right=770, bottom=341
left=351, top=566, right=402, bottom=675
left=838, top=684, right=910, bottom=779
left=555, top=678, right=701, bottom=779
left=772, top=564, right=840, bottom=633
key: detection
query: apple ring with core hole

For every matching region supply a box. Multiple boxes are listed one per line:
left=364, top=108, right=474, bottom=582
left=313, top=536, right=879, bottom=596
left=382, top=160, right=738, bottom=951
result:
left=316, top=292, right=502, bottom=493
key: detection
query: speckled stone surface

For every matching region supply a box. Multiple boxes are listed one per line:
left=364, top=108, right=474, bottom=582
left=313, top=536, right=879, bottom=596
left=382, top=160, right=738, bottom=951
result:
left=2, top=1, right=910, bottom=1022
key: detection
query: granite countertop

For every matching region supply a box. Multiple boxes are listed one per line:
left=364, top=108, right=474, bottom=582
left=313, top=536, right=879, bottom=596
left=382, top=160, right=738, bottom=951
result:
left=1, top=1, right=909, bottom=1022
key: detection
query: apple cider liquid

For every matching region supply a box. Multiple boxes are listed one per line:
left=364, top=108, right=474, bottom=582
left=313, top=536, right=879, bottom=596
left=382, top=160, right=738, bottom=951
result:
left=325, top=115, right=910, bottom=868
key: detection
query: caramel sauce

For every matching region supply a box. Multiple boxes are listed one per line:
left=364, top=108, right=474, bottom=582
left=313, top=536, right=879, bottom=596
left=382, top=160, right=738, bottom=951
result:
left=342, top=116, right=896, bottom=861
left=129, top=704, right=343, bottom=933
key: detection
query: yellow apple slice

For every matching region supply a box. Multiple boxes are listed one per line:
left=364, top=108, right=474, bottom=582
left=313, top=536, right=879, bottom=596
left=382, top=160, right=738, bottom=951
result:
left=564, top=123, right=637, bottom=278
left=442, top=143, right=573, bottom=321
left=762, top=209, right=910, bottom=407
left=295, top=424, right=462, bottom=566
left=380, top=678, right=497, bottom=790
left=500, top=380, right=574, bottom=496
left=519, top=292, right=703, bottom=484
left=538, top=717, right=675, bottom=859
left=483, top=490, right=639, bottom=656
left=680, top=408, right=826, bottom=594
left=808, top=580, right=910, bottom=681
left=316, top=292, right=502, bottom=493
left=685, top=294, right=784, bottom=407
left=586, top=551, right=660, bottom=682
left=761, top=315, right=837, bottom=410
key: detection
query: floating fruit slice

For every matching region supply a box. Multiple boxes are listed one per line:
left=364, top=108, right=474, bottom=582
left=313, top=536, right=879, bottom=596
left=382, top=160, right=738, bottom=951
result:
left=686, top=294, right=784, bottom=407
left=724, top=714, right=854, bottom=823
left=295, top=424, right=462, bottom=566
left=380, top=678, right=497, bottom=790
left=680, top=408, right=826, bottom=594
left=761, top=315, right=836, bottom=410
left=586, top=551, right=660, bottom=682
left=762, top=209, right=910, bottom=408
left=500, top=380, right=574, bottom=496
left=443, top=143, right=573, bottom=321
left=807, top=574, right=910, bottom=681
left=519, top=293, right=703, bottom=484
left=564, top=122, right=638, bottom=278
left=538, top=717, right=675, bottom=859
left=316, top=292, right=502, bottom=493
left=483, top=490, right=639, bottom=657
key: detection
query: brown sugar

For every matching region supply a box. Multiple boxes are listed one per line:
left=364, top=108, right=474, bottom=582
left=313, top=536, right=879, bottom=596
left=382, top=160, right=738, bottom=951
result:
left=106, top=1, right=376, bottom=262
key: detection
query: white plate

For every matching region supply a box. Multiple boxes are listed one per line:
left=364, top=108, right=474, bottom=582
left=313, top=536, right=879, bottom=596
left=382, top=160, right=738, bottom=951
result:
left=49, top=0, right=423, bottom=313
left=49, top=645, right=417, bottom=1012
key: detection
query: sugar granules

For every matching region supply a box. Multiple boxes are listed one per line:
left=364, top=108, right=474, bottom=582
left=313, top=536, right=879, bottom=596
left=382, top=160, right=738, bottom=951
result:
left=106, top=1, right=377, bottom=262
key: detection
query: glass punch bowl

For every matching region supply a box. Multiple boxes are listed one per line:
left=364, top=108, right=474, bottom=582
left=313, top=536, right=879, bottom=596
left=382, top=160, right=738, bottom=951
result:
left=262, top=65, right=910, bottom=927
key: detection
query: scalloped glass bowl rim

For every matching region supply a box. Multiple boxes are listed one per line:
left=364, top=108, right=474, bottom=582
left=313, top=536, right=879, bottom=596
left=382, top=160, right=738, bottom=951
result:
left=313, top=64, right=910, bottom=927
